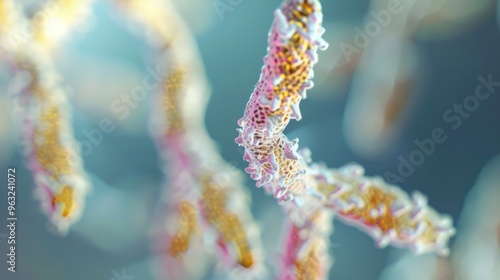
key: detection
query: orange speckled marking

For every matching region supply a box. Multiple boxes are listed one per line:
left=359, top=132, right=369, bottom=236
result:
left=290, top=211, right=325, bottom=280
left=34, top=106, right=72, bottom=180
left=168, top=201, right=198, bottom=256
left=201, top=178, right=253, bottom=268
left=342, top=186, right=400, bottom=232
left=52, top=185, right=75, bottom=217
left=162, top=68, right=185, bottom=135
left=294, top=243, right=321, bottom=280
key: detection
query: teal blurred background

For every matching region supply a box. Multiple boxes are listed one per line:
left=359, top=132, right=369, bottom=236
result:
left=1, top=0, right=500, bottom=279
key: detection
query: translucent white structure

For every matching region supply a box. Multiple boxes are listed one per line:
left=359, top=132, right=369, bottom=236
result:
left=0, top=0, right=93, bottom=234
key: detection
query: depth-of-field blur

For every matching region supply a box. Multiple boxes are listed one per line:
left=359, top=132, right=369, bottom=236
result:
left=0, top=0, right=499, bottom=279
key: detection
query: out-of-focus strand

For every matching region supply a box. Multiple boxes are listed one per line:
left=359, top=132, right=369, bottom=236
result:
left=112, top=0, right=265, bottom=279
left=0, top=0, right=93, bottom=234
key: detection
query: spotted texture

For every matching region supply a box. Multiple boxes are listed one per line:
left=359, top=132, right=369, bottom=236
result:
left=235, top=1, right=455, bottom=279
left=169, top=201, right=199, bottom=256
left=281, top=209, right=332, bottom=280
left=201, top=178, right=253, bottom=268
left=34, top=106, right=72, bottom=179
left=0, top=0, right=90, bottom=233
left=116, top=0, right=263, bottom=274
left=314, top=164, right=455, bottom=255
left=236, top=0, right=328, bottom=204
left=162, top=69, right=185, bottom=135
left=156, top=62, right=258, bottom=270
left=234, top=2, right=331, bottom=279
left=26, top=59, right=86, bottom=226
left=294, top=242, right=321, bottom=280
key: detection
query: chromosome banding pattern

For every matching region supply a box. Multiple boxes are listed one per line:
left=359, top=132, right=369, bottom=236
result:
left=236, top=0, right=455, bottom=278
left=0, top=0, right=91, bottom=234
left=114, top=0, right=264, bottom=277
left=313, top=164, right=455, bottom=255
left=161, top=68, right=186, bottom=135
left=18, top=53, right=90, bottom=233
left=280, top=209, right=333, bottom=280
left=236, top=0, right=328, bottom=204
left=200, top=175, right=254, bottom=269
left=168, top=200, right=199, bottom=256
